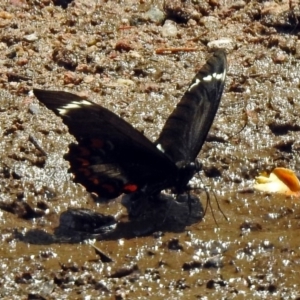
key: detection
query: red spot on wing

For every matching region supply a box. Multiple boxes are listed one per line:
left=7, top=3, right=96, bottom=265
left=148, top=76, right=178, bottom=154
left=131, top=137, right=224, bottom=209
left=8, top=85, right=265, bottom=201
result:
left=91, top=138, right=104, bottom=148
left=78, top=168, right=91, bottom=177
left=92, top=178, right=99, bottom=185
left=123, top=184, right=138, bottom=193
left=77, top=158, right=90, bottom=166
left=101, top=183, right=118, bottom=194
left=78, top=147, right=91, bottom=156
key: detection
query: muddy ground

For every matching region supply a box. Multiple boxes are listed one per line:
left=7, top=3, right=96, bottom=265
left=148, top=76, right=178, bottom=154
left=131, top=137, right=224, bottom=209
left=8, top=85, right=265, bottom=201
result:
left=1, top=0, right=300, bottom=299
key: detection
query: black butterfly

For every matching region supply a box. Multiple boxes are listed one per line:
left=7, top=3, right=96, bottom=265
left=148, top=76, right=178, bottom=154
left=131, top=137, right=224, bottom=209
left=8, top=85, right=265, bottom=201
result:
left=33, top=50, right=227, bottom=207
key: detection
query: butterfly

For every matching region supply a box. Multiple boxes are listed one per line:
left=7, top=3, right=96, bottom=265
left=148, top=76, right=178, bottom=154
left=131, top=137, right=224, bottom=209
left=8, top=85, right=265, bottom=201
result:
left=33, top=50, right=227, bottom=208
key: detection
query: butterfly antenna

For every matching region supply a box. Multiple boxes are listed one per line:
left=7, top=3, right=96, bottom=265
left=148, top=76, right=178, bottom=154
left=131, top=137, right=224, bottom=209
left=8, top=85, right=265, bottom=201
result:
left=194, top=175, right=228, bottom=224
left=202, top=188, right=209, bottom=216
left=211, top=187, right=228, bottom=221
left=225, top=97, right=248, bottom=140
left=206, top=188, right=219, bottom=227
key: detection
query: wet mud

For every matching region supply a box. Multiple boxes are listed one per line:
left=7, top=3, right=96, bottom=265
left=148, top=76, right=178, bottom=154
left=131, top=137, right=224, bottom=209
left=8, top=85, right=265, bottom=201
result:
left=1, top=0, right=300, bottom=299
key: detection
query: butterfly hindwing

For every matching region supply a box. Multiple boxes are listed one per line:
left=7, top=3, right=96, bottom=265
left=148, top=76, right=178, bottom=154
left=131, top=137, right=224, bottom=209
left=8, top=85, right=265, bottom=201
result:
left=33, top=89, right=178, bottom=198
left=156, top=50, right=227, bottom=163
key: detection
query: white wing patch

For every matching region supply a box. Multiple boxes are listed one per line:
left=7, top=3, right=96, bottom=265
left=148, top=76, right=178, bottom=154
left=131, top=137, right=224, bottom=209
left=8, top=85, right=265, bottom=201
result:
left=188, top=78, right=200, bottom=91
left=203, top=72, right=225, bottom=82
left=58, top=100, right=93, bottom=115
left=188, top=71, right=225, bottom=91
left=156, top=143, right=165, bottom=153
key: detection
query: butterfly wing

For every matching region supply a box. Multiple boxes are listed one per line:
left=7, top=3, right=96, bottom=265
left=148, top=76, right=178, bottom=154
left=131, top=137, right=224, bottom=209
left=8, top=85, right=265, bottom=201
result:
left=33, top=50, right=227, bottom=199
left=33, top=89, right=178, bottom=199
left=156, top=50, right=227, bottom=163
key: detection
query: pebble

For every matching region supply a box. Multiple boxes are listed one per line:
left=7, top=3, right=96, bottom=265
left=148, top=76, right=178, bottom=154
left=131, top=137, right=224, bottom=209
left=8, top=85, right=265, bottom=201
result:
left=161, top=20, right=177, bottom=37
left=145, top=7, right=165, bottom=25
left=63, top=71, right=82, bottom=85
left=83, top=75, right=94, bottom=83
left=28, top=103, right=39, bottom=115
left=230, top=0, right=246, bottom=9
left=116, top=78, right=135, bottom=86
left=23, top=33, right=38, bottom=42
left=0, top=11, right=13, bottom=19
left=272, top=52, right=287, bottom=64
left=207, top=38, right=235, bottom=50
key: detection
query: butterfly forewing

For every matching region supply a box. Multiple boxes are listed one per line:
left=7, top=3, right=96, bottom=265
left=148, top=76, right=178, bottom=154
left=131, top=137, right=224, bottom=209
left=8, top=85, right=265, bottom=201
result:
left=156, top=50, right=227, bottom=163
left=33, top=89, right=178, bottom=198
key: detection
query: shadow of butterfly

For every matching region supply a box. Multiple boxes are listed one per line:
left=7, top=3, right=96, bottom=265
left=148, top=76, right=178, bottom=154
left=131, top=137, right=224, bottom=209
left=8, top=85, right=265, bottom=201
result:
left=33, top=50, right=227, bottom=215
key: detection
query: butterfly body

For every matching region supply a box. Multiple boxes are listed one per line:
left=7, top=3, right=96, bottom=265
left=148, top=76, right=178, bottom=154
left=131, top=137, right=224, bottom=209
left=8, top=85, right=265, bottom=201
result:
left=33, top=50, right=227, bottom=204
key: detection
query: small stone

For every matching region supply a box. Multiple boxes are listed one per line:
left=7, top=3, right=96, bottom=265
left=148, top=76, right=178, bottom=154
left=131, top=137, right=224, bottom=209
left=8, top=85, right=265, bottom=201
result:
left=28, top=103, right=40, bottom=115
left=128, top=50, right=141, bottom=58
left=116, top=78, right=135, bottom=86
left=207, top=38, right=234, bottom=50
left=76, top=64, right=89, bottom=72
left=116, top=39, right=132, bottom=51
left=83, top=75, right=94, bottom=83
left=23, top=33, right=38, bottom=42
left=145, top=7, right=165, bottom=25
left=121, top=18, right=129, bottom=25
left=161, top=20, right=177, bottom=37
left=63, top=71, right=82, bottom=85
left=16, top=58, right=28, bottom=66
left=272, top=52, right=287, bottom=64
left=187, top=19, right=197, bottom=27
left=230, top=0, right=246, bottom=9
left=0, top=11, right=13, bottom=19
left=115, top=39, right=135, bottom=52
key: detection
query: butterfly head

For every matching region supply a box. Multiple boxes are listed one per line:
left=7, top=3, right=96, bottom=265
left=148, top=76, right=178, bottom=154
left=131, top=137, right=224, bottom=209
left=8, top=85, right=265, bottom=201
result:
left=174, top=160, right=202, bottom=194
